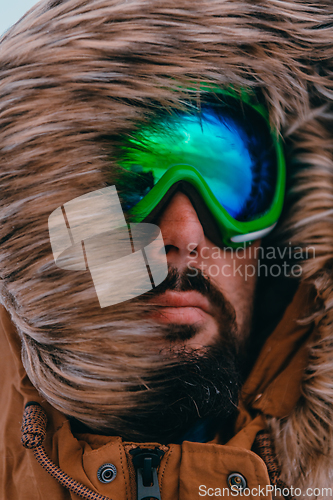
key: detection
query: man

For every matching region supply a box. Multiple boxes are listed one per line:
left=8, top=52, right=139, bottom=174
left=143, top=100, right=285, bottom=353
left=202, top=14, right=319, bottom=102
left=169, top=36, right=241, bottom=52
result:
left=0, top=0, right=332, bottom=499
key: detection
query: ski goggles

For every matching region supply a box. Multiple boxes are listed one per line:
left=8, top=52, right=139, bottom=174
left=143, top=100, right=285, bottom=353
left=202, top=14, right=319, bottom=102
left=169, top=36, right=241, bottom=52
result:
left=117, top=89, right=285, bottom=248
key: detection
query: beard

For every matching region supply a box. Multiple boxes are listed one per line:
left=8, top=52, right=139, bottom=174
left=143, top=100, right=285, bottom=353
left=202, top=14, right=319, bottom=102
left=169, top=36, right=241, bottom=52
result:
left=113, top=267, right=241, bottom=443
left=118, top=344, right=241, bottom=444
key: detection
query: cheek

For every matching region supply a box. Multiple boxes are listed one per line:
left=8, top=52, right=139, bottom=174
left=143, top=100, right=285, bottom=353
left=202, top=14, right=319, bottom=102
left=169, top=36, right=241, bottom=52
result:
left=208, top=251, right=258, bottom=294
left=215, top=269, right=257, bottom=334
left=206, top=246, right=260, bottom=337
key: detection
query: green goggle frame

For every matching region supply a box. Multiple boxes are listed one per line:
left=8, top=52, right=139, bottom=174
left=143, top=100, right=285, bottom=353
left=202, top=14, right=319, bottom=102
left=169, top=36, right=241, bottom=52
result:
left=119, top=87, right=286, bottom=248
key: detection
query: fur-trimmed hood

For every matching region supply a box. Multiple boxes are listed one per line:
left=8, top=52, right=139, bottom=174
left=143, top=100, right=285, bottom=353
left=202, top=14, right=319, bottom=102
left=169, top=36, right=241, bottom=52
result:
left=0, top=0, right=333, bottom=494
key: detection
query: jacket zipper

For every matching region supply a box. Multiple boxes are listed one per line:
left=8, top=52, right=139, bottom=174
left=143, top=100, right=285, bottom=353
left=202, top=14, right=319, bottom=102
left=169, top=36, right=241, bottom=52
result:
left=130, top=447, right=165, bottom=500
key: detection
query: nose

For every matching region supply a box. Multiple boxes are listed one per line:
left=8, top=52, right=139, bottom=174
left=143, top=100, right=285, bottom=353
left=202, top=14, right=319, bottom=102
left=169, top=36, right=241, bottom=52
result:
left=157, top=191, right=206, bottom=268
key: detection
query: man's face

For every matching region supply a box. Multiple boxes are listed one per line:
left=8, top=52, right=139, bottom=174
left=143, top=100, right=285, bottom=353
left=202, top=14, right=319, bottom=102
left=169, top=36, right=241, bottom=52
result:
left=109, top=191, right=261, bottom=444
left=151, top=191, right=260, bottom=352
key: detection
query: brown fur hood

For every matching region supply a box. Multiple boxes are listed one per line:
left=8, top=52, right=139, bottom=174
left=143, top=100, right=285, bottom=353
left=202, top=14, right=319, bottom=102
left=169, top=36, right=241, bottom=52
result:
left=0, top=0, right=333, bottom=493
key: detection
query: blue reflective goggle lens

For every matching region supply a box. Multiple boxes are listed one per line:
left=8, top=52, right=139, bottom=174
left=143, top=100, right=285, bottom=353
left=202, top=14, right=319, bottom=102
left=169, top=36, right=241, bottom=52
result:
left=118, top=95, right=277, bottom=223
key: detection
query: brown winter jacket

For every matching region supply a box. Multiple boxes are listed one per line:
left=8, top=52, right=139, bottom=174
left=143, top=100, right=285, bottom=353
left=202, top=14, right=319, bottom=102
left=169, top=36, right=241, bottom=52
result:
left=0, top=284, right=313, bottom=500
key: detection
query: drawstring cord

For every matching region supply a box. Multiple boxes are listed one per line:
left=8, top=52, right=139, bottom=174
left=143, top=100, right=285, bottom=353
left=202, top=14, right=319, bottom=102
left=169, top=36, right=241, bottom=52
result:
left=254, top=431, right=295, bottom=500
left=21, top=402, right=113, bottom=500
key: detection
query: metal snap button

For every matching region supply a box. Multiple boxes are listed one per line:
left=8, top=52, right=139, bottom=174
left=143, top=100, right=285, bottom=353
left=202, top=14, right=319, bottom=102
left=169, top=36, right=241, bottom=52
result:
left=227, top=472, right=247, bottom=491
left=97, top=463, right=117, bottom=484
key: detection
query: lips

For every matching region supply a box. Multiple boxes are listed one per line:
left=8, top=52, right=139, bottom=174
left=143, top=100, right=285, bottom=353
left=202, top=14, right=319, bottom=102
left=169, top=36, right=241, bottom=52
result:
left=150, top=291, right=211, bottom=311
left=149, top=291, right=213, bottom=324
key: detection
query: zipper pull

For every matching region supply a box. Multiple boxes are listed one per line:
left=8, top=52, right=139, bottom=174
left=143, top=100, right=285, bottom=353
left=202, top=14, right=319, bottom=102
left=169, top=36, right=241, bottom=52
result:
left=130, top=448, right=165, bottom=500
